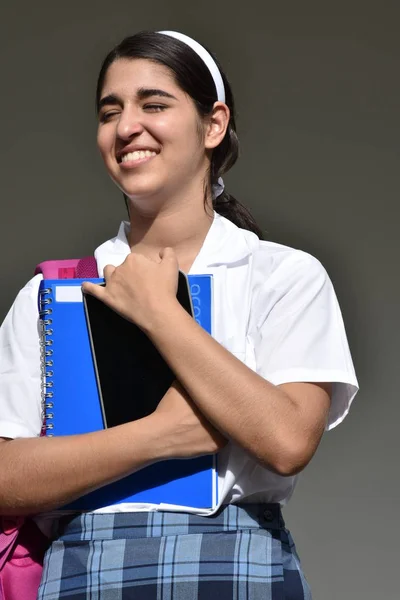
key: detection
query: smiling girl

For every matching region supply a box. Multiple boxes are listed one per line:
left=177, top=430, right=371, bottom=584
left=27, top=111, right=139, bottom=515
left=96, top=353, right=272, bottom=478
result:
left=0, top=31, right=358, bottom=599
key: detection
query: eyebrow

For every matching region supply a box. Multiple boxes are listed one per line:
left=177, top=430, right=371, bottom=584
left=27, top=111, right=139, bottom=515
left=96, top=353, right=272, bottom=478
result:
left=98, top=88, right=178, bottom=112
left=137, top=87, right=178, bottom=101
left=98, top=94, right=120, bottom=111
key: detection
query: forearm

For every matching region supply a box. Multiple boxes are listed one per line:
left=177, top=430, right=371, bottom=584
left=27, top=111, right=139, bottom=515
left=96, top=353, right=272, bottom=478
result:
left=0, top=415, right=165, bottom=515
left=146, top=303, right=322, bottom=474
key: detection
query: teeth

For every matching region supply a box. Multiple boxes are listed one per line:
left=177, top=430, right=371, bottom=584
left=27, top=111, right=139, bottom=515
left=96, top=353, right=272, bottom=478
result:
left=121, top=150, right=156, bottom=163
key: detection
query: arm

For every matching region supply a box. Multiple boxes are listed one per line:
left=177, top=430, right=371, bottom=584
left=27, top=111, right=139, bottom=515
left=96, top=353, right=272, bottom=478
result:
left=146, top=303, right=331, bottom=476
left=0, top=382, right=225, bottom=515
left=83, top=250, right=331, bottom=477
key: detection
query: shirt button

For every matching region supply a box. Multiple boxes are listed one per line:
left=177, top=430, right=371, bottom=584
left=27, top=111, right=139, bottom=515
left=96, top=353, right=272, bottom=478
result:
left=263, top=509, right=274, bottom=523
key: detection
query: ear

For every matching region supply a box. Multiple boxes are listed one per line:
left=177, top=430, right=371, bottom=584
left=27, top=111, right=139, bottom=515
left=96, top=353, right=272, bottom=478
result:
left=204, top=102, right=230, bottom=150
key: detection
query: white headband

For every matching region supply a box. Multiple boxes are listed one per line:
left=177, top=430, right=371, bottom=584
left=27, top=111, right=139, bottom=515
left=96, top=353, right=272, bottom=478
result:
left=158, top=30, right=226, bottom=104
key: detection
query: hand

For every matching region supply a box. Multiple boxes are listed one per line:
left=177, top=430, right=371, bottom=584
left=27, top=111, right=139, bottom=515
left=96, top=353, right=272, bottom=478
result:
left=82, top=248, right=179, bottom=330
left=153, top=381, right=227, bottom=459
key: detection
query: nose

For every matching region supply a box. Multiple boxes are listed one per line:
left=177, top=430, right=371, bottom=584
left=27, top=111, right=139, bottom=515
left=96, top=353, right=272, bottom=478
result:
left=116, top=108, right=144, bottom=141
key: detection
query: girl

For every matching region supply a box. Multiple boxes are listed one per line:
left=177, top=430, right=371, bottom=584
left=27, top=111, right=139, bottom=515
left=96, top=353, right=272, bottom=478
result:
left=0, top=30, right=358, bottom=599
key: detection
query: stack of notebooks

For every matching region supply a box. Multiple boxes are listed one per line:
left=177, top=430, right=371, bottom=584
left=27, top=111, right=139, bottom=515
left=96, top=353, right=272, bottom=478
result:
left=38, top=274, right=218, bottom=511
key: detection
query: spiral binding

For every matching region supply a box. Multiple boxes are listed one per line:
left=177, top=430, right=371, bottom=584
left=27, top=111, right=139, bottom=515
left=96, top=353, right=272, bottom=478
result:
left=39, top=288, right=55, bottom=436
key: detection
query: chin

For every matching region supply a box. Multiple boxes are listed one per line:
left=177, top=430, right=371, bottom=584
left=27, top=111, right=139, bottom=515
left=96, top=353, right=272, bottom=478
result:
left=113, top=174, right=163, bottom=199
left=121, top=186, right=161, bottom=200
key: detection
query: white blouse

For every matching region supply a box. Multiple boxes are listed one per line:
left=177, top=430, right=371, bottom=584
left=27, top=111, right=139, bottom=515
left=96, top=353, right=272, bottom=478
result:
left=0, top=213, right=358, bottom=525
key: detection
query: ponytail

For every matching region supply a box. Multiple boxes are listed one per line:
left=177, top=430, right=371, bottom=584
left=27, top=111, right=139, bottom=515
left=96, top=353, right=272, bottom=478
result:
left=212, top=191, right=263, bottom=239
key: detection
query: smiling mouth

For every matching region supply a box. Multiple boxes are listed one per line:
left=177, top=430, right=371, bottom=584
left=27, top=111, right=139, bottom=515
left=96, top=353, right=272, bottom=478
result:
left=119, top=150, right=157, bottom=164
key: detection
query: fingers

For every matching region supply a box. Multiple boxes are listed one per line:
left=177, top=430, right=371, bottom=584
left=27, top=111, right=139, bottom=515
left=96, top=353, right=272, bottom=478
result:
left=81, top=264, right=115, bottom=299
left=103, top=264, right=116, bottom=279
left=81, top=281, right=105, bottom=300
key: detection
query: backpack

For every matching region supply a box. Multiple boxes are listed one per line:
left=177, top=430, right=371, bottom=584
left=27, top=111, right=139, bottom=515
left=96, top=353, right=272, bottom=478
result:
left=0, top=257, right=98, bottom=600
left=34, top=256, right=98, bottom=279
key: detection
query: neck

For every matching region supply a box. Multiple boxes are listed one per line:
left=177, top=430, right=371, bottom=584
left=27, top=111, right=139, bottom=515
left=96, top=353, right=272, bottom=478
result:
left=127, top=196, right=214, bottom=273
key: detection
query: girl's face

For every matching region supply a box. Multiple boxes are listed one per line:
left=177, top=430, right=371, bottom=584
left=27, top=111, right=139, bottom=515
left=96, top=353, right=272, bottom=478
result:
left=97, top=58, right=210, bottom=207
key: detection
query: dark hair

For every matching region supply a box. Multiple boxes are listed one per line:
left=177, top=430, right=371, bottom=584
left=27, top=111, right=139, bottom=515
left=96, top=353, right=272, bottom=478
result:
left=96, top=31, right=263, bottom=238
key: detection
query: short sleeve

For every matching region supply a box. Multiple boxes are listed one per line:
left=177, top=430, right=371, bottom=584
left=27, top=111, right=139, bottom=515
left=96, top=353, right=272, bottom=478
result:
left=0, top=275, right=43, bottom=438
left=250, top=253, right=358, bottom=430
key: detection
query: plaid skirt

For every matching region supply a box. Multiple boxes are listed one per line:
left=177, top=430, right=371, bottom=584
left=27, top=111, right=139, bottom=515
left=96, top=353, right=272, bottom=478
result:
left=37, top=504, right=311, bottom=599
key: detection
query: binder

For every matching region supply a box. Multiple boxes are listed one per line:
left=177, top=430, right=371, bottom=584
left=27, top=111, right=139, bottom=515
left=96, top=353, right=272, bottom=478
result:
left=38, top=275, right=217, bottom=511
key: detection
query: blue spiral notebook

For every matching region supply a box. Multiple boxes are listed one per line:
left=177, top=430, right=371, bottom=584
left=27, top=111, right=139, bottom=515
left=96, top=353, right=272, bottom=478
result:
left=38, top=275, right=217, bottom=511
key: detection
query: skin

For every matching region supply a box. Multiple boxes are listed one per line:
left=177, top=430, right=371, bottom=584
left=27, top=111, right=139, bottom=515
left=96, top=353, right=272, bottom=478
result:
left=0, top=58, right=330, bottom=515
left=0, top=383, right=225, bottom=515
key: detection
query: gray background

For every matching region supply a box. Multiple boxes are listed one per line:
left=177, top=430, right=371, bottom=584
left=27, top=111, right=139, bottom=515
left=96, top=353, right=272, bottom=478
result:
left=1, top=2, right=399, bottom=598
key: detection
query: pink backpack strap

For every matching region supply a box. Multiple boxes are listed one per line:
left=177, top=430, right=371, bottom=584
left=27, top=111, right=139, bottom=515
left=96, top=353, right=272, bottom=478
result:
left=76, top=256, right=99, bottom=278
left=34, top=256, right=98, bottom=279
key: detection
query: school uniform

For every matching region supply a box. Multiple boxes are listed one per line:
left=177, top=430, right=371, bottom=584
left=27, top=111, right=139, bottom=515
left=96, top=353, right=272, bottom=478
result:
left=0, top=212, right=358, bottom=599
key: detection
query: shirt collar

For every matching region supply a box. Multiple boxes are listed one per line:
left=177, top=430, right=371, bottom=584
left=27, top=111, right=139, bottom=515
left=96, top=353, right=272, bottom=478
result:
left=94, top=212, right=258, bottom=276
left=190, top=213, right=259, bottom=271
